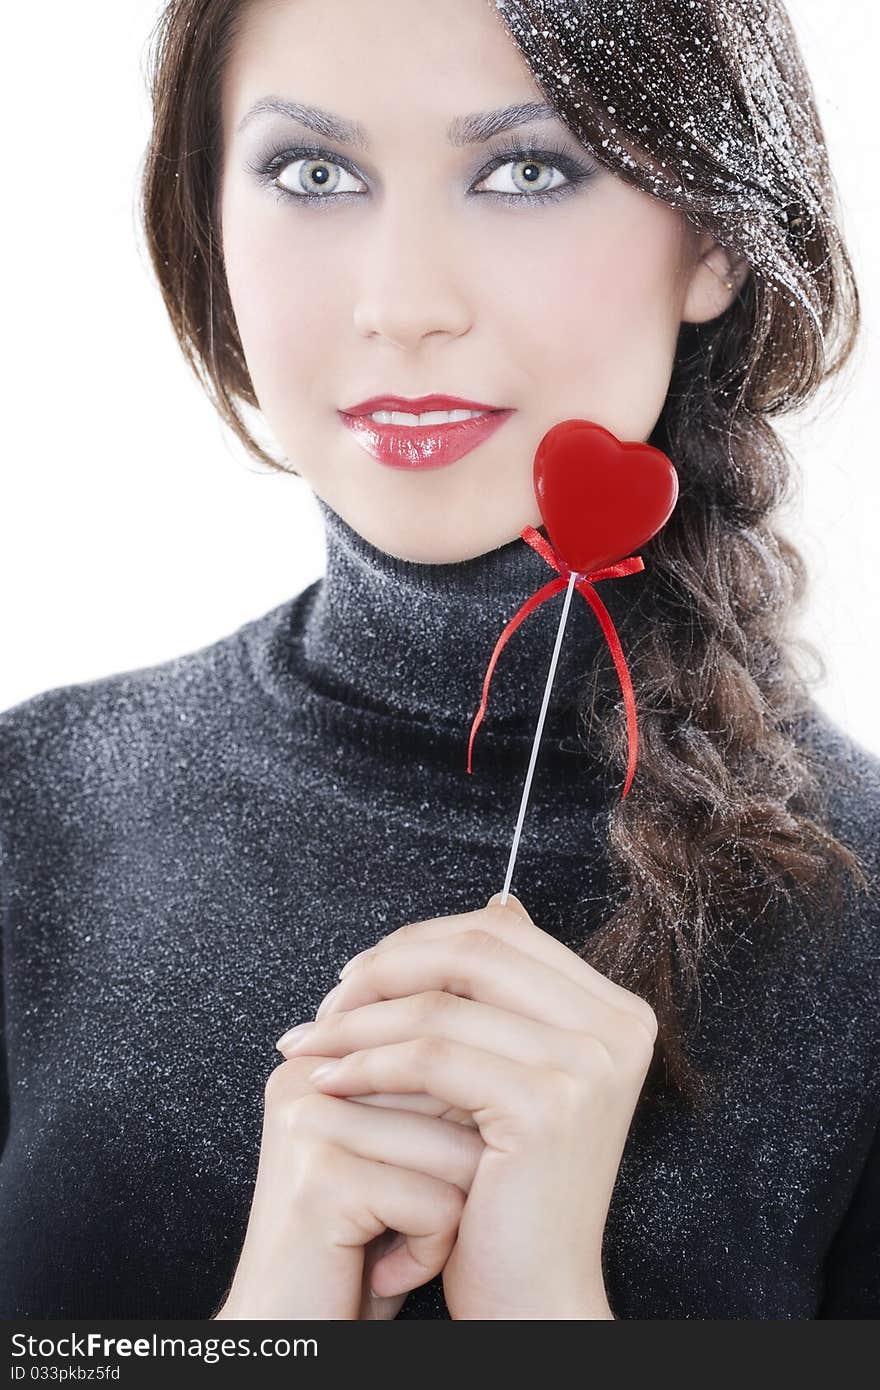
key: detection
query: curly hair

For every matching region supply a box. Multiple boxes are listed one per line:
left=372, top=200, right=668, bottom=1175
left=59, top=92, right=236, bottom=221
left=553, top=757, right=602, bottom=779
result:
left=138, top=0, right=871, bottom=1112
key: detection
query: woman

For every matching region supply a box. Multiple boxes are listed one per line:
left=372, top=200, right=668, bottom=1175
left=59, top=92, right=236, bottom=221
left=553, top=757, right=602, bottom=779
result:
left=0, top=0, right=877, bottom=1319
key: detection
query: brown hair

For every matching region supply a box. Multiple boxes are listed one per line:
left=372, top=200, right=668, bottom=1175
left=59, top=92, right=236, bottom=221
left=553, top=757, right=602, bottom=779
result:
left=139, top=0, right=870, bottom=1111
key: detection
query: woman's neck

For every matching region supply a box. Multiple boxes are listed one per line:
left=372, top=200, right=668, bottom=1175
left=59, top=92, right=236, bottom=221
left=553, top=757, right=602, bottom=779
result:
left=300, top=494, right=637, bottom=745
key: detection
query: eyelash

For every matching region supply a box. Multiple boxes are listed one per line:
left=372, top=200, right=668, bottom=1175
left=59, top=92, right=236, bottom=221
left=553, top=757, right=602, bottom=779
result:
left=246, top=137, right=597, bottom=209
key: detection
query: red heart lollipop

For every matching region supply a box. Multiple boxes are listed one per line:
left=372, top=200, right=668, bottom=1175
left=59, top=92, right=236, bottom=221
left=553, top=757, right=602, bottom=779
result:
left=534, top=419, right=679, bottom=575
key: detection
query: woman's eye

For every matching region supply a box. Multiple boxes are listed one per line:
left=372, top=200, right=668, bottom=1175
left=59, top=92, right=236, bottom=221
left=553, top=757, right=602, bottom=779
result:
left=252, top=145, right=593, bottom=206
left=473, top=156, right=570, bottom=199
left=275, top=155, right=365, bottom=199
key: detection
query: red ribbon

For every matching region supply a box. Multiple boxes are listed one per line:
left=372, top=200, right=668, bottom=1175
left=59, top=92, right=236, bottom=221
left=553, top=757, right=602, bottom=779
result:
left=466, top=526, right=645, bottom=798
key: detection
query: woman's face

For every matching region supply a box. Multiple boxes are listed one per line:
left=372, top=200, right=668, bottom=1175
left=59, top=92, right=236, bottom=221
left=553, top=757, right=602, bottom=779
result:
left=219, top=0, right=733, bottom=563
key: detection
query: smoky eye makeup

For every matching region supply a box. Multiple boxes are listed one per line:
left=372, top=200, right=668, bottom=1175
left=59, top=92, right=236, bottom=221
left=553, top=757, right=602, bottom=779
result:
left=243, top=130, right=600, bottom=210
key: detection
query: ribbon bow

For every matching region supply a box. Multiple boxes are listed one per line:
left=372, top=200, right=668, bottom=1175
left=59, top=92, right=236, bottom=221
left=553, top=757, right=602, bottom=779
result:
left=466, top=526, right=644, bottom=798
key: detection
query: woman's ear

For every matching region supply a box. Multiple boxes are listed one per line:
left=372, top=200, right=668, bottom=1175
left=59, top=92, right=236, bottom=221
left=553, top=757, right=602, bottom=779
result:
left=680, top=229, right=751, bottom=324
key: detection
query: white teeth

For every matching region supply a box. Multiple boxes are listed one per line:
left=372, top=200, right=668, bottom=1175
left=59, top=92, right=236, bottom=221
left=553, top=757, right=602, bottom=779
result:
left=367, top=408, right=489, bottom=426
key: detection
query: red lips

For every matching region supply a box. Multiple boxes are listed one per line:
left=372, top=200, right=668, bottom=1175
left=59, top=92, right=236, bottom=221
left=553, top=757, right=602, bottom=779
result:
left=341, top=394, right=504, bottom=416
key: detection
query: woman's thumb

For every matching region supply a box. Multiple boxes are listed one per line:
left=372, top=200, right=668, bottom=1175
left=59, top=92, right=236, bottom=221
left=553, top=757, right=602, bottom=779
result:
left=486, top=890, right=531, bottom=919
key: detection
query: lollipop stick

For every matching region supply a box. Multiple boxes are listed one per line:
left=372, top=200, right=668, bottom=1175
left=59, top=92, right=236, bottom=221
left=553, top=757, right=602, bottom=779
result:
left=496, top=567, right=579, bottom=906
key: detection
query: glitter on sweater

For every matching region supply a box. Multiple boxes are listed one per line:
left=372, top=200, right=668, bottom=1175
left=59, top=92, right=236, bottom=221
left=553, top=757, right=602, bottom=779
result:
left=0, top=494, right=878, bottom=1318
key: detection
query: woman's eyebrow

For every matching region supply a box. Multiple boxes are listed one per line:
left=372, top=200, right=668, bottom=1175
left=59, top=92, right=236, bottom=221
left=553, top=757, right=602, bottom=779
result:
left=235, top=97, right=557, bottom=148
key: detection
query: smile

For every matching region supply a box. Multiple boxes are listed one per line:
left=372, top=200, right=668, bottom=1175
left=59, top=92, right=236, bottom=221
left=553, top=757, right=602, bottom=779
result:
left=337, top=408, right=515, bottom=469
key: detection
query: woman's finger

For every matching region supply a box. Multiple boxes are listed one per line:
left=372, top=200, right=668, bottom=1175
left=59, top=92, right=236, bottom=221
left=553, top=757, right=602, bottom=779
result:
left=307, top=1036, right=582, bottom=1140
left=278, top=1074, right=483, bottom=1299
left=316, top=931, right=657, bottom=1053
left=337, top=895, right=650, bottom=1024
left=345, top=1093, right=480, bottom=1126
left=284, top=988, right=636, bottom=1069
left=289, top=1089, right=483, bottom=1193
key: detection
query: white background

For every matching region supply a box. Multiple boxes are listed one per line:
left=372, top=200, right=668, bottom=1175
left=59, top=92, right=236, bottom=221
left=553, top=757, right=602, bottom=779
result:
left=2, top=1, right=877, bottom=754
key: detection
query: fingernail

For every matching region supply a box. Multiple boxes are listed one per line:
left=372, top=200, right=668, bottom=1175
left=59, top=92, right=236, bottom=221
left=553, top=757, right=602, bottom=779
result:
left=275, top=1022, right=314, bottom=1052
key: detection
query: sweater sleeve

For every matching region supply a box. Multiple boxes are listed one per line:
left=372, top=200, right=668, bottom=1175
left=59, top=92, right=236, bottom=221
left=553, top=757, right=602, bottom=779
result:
left=0, top=824, right=8, bottom=1162
left=817, top=1111, right=880, bottom=1318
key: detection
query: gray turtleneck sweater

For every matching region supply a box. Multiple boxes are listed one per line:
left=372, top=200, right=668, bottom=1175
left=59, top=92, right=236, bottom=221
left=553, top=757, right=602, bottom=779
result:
left=1, top=495, right=878, bottom=1319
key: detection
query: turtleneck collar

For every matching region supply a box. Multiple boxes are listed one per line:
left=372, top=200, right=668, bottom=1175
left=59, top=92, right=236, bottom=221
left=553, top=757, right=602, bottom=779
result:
left=298, top=494, right=640, bottom=751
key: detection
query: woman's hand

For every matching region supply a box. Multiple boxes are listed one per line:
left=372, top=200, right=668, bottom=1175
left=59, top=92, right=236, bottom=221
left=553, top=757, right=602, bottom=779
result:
left=212, top=1051, right=484, bottom=1320
left=277, top=892, right=656, bottom=1319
